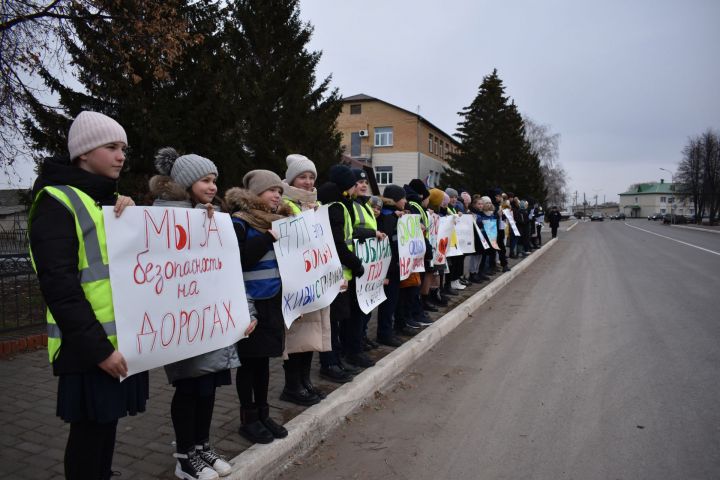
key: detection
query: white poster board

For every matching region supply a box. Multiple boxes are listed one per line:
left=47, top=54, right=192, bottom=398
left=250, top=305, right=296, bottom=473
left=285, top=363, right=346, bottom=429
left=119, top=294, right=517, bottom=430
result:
left=446, top=215, right=464, bottom=258
left=397, top=214, right=426, bottom=280
left=454, top=214, right=476, bottom=254
left=473, top=221, right=491, bottom=250
left=104, top=206, right=251, bottom=378
left=503, top=208, right=521, bottom=236
left=354, top=237, right=391, bottom=314
left=273, top=206, right=343, bottom=327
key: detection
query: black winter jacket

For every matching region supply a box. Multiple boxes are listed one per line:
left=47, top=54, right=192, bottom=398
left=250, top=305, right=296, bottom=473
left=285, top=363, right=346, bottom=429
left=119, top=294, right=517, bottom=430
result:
left=29, top=157, right=118, bottom=375
left=317, top=182, right=365, bottom=278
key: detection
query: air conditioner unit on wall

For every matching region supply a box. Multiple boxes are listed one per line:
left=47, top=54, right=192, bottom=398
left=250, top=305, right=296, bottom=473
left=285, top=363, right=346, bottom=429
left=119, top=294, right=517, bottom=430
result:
left=358, top=129, right=369, bottom=138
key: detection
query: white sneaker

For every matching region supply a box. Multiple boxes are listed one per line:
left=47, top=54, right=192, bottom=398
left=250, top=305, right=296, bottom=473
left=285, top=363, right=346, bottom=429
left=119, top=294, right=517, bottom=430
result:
left=174, top=450, right=219, bottom=480
left=196, top=443, right=232, bottom=477
left=450, top=280, right=466, bottom=290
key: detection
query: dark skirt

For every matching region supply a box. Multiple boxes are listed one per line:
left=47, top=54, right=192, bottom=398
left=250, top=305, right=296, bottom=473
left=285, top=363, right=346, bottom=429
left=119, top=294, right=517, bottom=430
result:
left=172, top=370, right=231, bottom=397
left=57, top=370, right=149, bottom=424
left=236, top=294, right=285, bottom=358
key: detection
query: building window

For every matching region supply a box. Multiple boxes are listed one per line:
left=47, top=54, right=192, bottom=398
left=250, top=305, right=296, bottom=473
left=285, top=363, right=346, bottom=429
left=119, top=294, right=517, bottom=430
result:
left=350, top=104, right=361, bottom=114
left=375, top=127, right=393, bottom=147
left=439, top=142, right=444, bottom=158
left=660, top=196, right=666, bottom=203
left=434, top=136, right=438, bottom=155
left=428, top=133, right=433, bottom=152
left=376, top=166, right=393, bottom=185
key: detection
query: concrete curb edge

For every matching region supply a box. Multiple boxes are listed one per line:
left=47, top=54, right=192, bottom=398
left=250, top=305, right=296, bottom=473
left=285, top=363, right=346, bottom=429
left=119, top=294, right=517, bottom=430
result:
left=228, top=237, right=558, bottom=480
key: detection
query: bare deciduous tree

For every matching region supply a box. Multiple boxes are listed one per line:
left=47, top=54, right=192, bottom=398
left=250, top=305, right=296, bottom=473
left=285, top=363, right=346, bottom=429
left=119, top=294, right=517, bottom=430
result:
left=523, top=115, right=567, bottom=207
left=677, top=129, right=720, bottom=224
left=0, top=0, right=199, bottom=171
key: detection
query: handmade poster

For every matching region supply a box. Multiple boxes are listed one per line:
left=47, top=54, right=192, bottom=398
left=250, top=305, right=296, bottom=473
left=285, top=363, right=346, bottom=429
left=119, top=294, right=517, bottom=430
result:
left=272, top=206, right=343, bottom=327
left=481, top=218, right=500, bottom=250
left=397, top=214, right=426, bottom=280
left=354, top=237, right=391, bottom=314
left=446, top=216, right=464, bottom=258
left=104, top=206, right=251, bottom=378
left=432, top=216, right=456, bottom=265
left=472, top=221, right=491, bottom=250
left=427, top=212, right=440, bottom=261
left=503, top=208, right=521, bottom=236
left=454, top=214, right=476, bottom=254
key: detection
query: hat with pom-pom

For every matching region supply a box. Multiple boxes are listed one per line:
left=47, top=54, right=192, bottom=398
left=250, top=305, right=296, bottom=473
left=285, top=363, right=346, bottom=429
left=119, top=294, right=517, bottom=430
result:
left=155, top=147, right=218, bottom=188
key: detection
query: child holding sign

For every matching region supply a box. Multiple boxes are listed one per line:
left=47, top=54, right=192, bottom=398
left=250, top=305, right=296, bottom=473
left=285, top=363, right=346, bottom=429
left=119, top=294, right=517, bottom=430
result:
left=28, top=111, right=148, bottom=480
left=151, top=147, right=246, bottom=480
left=226, top=171, right=291, bottom=444
left=279, top=154, right=331, bottom=406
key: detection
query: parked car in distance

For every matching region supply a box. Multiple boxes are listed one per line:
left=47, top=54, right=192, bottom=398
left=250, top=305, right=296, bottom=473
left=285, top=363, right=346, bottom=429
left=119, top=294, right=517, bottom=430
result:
left=663, top=214, right=688, bottom=224
left=590, top=212, right=604, bottom=221
left=648, top=213, right=664, bottom=221
left=616, top=213, right=626, bottom=220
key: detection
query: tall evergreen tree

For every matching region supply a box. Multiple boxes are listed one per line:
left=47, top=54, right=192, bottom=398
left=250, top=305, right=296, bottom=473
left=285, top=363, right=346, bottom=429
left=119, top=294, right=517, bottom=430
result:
left=23, top=0, right=226, bottom=193
left=446, top=69, right=545, bottom=201
left=223, top=0, right=342, bottom=179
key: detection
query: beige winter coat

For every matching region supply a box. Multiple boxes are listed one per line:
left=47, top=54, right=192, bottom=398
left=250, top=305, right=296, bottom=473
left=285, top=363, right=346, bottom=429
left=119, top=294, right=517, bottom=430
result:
left=281, top=194, right=332, bottom=357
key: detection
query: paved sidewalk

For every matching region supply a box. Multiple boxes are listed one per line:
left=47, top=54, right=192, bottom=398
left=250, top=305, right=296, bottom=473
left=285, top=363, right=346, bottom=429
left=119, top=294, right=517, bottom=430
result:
left=0, top=252, right=538, bottom=480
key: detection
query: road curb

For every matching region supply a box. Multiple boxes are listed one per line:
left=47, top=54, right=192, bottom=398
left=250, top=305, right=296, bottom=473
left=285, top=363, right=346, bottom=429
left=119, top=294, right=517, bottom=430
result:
left=670, top=224, right=720, bottom=234
left=227, top=238, right=557, bottom=480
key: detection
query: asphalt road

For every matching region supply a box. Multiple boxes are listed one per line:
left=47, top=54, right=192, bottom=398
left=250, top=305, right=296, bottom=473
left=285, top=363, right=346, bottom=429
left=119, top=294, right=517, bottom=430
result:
left=279, top=220, right=720, bottom=480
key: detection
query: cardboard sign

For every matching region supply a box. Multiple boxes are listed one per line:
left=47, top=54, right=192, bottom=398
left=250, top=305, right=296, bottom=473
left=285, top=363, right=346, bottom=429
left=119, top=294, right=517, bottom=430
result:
left=481, top=218, right=501, bottom=250
left=454, top=214, right=476, bottom=254
left=354, top=237, right=391, bottom=314
left=273, top=206, right=343, bottom=327
left=503, top=208, right=521, bottom=236
left=446, top=216, right=464, bottom=258
left=429, top=215, right=456, bottom=265
left=397, top=214, right=426, bottom=280
left=473, top=221, right=491, bottom=250
left=104, top=207, right=251, bottom=378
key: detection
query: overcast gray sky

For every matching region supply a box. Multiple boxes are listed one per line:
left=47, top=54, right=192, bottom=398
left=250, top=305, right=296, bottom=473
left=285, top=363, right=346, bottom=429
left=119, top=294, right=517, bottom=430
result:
left=298, top=0, right=720, bottom=204
left=4, top=0, right=718, bottom=205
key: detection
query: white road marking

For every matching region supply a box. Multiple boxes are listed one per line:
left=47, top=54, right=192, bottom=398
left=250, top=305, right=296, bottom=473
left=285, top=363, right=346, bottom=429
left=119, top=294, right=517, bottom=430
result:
left=623, top=222, right=720, bottom=256
left=567, top=221, right=579, bottom=231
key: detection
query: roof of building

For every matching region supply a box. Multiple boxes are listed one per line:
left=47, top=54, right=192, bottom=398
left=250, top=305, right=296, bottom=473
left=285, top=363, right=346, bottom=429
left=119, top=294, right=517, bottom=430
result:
left=619, top=181, right=676, bottom=196
left=341, top=93, right=461, bottom=146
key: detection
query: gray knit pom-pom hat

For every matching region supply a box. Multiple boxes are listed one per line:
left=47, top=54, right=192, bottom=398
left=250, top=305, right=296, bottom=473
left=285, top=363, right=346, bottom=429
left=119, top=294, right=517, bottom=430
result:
left=154, top=147, right=218, bottom=188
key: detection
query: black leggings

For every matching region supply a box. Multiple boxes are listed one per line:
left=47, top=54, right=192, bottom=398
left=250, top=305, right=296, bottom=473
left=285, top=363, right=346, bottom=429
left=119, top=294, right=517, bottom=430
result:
left=171, top=390, right=215, bottom=453
left=65, top=419, right=117, bottom=480
left=236, top=356, right=270, bottom=407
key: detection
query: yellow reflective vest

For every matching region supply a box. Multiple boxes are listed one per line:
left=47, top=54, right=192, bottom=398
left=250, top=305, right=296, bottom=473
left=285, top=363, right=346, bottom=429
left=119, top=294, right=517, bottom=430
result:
left=331, top=202, right=354, bottom=280
left=353, top=200, right=377, bottom=231
left=28, top=185, right=117, bottom=363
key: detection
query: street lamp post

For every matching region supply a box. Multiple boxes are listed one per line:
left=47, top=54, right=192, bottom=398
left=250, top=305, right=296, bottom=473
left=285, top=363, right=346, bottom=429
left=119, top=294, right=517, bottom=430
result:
left=659, top=168, right=674, bottom=224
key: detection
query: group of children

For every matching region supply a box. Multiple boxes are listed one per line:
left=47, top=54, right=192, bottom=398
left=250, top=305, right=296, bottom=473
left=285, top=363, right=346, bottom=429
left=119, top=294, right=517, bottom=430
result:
left=29, top=111, right=545, bottom=480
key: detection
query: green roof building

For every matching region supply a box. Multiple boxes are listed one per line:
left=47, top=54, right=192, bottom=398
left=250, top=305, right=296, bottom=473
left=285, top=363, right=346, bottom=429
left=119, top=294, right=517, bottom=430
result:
left=618, top=179, right=695, bottom=218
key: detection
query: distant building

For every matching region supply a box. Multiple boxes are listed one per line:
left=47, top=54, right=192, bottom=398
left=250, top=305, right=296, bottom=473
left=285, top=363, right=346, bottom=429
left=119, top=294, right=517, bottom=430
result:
left=336, top=94, right=460, bottom=188
left=618, top=179, right=695, bottom=218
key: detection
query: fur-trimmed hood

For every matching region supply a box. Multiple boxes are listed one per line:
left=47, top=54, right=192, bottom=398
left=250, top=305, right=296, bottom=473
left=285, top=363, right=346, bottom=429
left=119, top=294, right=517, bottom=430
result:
left=225, top=187, right=292, bottom=232
left=148, top=175, right=190, bottom=202
left=381, top=197, right=402, bottom=210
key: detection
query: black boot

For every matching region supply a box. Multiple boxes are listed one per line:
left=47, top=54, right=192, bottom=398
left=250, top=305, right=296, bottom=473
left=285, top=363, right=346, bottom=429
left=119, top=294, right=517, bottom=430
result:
left=258, top=404, right=288, bottom=439
left=421, top=295, right=439, bottom=311
left=239, top=405, right=274, bottom=444
left=280, top=359, right=320, bottom=406
left=300, top=352, right=326, bottom=400
left=432, top=288, right=449, bottom=306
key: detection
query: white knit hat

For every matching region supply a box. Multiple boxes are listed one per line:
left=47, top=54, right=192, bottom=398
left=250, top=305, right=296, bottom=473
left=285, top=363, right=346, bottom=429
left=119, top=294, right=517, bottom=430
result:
left=285, top=154, right=317, bottom=185
left=68, top=111, right=127, bottom=160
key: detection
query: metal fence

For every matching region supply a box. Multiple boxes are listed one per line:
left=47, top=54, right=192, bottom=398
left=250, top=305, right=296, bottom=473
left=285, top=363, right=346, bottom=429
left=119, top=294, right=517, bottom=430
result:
left=0, top=243, right=45, bottom=332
